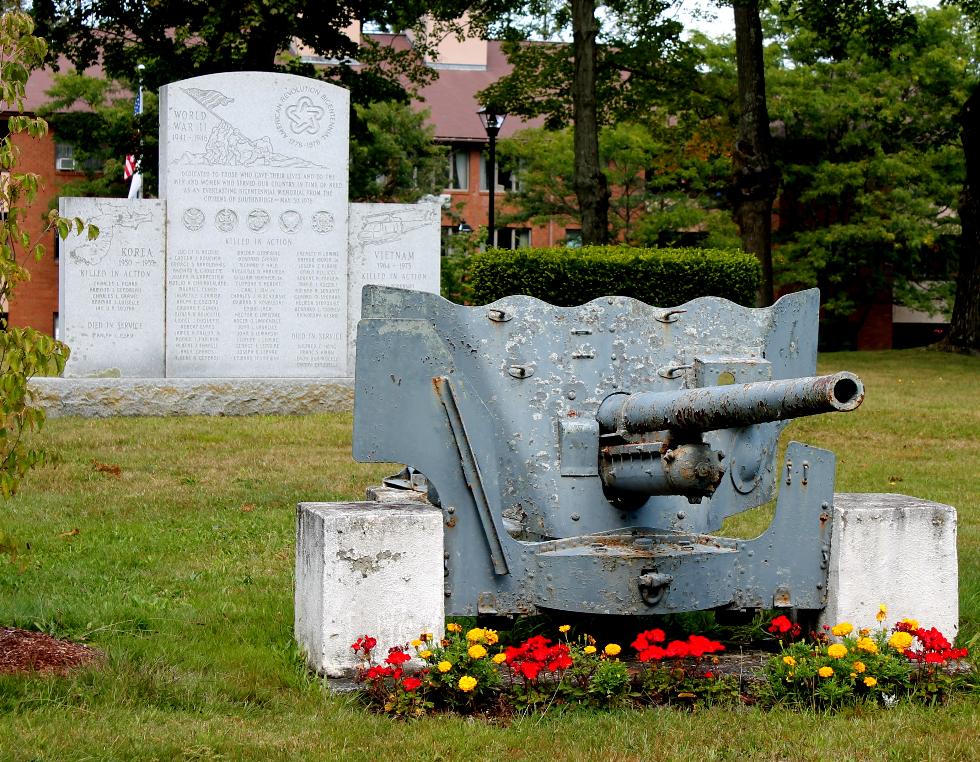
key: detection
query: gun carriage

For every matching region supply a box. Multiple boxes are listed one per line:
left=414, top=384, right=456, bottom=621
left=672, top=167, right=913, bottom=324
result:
left=353, top=286, right=863, bottom=618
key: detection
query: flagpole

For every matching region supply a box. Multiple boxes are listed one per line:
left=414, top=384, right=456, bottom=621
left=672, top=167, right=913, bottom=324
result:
left=127, top=64, right=145, bottom=199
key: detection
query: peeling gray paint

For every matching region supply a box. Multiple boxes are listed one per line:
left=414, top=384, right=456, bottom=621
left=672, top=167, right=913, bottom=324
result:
left=352, top=286, right=860, bottom=617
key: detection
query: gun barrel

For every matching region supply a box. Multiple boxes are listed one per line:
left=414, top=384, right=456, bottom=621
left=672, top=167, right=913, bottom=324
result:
left=597, top=372, right=864, bottom=435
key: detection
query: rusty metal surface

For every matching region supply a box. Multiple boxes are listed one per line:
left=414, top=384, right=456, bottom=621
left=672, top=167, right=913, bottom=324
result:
left=352, top=286, right=857, bottom=616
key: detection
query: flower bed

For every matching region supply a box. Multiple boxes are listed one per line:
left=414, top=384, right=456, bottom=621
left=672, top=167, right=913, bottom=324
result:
left=349, top=607, right=971, bottom=718
left=764, top=606, right=971, bottom=708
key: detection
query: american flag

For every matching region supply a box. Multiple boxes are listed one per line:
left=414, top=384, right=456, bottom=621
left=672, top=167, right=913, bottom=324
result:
left=123, top=85, right=142, bottom=180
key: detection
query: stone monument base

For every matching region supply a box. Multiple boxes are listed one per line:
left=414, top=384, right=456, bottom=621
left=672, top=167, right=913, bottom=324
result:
left=819, top=493, right=958, bottom=637
left=29, top=377, right=354, bottom=418
left=295, top=501, right=444, bottom=678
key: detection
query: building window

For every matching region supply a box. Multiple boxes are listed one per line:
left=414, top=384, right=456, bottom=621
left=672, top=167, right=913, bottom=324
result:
left=442, top=224, right=475, bottom=257
left=480, top=155, right=521, bottom=192
left=447, top=145, right=470, bottom=190
left=55, top=142, right=76, bottom=172
left=565, top=229, right=582, bottom=249
left=55, top=142, right=100, bottom=172
left=493, top=228, right=530, bottom=249
left=53, top=312, right=60, bottom=341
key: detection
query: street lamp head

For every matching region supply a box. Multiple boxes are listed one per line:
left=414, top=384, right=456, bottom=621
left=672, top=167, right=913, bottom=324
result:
left=477, top=107, right=506, bottom=137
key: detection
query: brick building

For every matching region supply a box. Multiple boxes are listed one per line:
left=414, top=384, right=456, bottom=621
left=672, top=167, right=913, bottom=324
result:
left=2, top=62, right=92, bottom=336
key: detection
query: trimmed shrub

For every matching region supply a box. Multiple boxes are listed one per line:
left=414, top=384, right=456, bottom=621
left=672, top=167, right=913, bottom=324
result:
left=468, top=246, right=760, bottom=307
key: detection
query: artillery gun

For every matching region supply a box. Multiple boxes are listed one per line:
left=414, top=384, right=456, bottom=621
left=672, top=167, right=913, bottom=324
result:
left=353, top=286, right=864, bottom=618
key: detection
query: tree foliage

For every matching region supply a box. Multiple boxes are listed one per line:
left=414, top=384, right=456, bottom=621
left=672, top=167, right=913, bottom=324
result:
left=479, top=0, right=696, bottom=244
left=40, top=70, right=159, bottom=197
left=0, top=11, right=93, bottom=498
left=31, top=0, right=475, bottom=98
left=348, top=101, right=448, bottom=202
left=497, top=119, right=737, bottom=247
left=765, top=6, right=973, bottom=335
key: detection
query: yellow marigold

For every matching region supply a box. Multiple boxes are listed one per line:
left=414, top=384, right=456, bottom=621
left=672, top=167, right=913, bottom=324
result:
left=420, top=632, right=432, bottom=642
left=458, top=675, right=478, bottom=692
left=468, top=644, right=487, bottom=659
left=466, top=627, right=485, bottom=643
left=492, top=653, right=507, bottom=664
left=818, top=666, right=834, bottom=678
left=856, top=637, right=878, bottom=654
left=584, top=645, right=597, bottom=655
left=782, top=656, right=796, bottom=667
left=831, top=622, right=854, bottom=637
left=484, top=629, right=499, bottom=645
left=859, top=628, right=871, bottom=637
left=854, top=661, right=866, bottom=673
left=559, top=624, right=571, bottom=633
left=900, top=618, right=919, bottom=630
left=437, top=661, right=452, bottom=673
left=410, top=639, right=422, bottom=648
left=447, top=623, right=462, bottom=633
left=604, top=643, right=622, bottom=657
left=850, top=673, right=857, bottom=679
left=863, top=676, right=877, bottom=688
left=827, top=644, right=848, bottom=659
left=419, top=650, right=433, bottom=659
left=876, top=604, right=888, bottom=622
left=888, top=631, right=913, bottom=651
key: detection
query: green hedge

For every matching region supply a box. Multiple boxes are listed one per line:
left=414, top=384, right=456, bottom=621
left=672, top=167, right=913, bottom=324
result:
left=468, top=246, right=761, bottom=307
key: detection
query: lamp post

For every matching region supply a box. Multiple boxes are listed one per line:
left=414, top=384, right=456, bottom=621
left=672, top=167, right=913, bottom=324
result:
left=477, top=107, right=506, bottom=248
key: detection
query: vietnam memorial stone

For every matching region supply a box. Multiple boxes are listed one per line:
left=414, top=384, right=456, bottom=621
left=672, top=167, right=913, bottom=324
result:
left=58, top=197, right=166, bottom=377
left=160, top=72, right=350, bottom=377
left=346, top=202, right=442, bottom=370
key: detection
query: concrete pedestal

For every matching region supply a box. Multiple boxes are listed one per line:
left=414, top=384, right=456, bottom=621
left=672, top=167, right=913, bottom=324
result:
left=29, top=377, right=354, bottom=417
left=295, top=501, right=444, bottom=677
left=820, top=493, right=958, bottom=637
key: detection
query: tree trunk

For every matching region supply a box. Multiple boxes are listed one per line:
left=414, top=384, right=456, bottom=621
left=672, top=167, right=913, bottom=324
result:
left=731, top=0, right=778, bottom=306
left=941, top=85, right=980, bottom=354
left=571, top=0, right=610, bottom=245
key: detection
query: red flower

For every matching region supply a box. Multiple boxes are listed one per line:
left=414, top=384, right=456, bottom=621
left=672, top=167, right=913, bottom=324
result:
left=686, top=634, right=725, bottom=657
left=385, top=648, right=411, bottom=666
left=532, top=646, right=552, bottom=662
left=665, top=640, right=690, bottom=658
left=547, top=653, right=573, bottom=671
left=401, top=676, right=422, bottom=692
left=704, top=671, right=714, bottom=679
left=351, top=635, right=378, bottom=654
left=504, top=645, right=524, bottom=664
left=365, top=665, right=392, bottom=680
left=768, top=616, right=801, bottom=638
left=768, top=615, right=794, bottom=635
left=632, top=628, right=666, bottom=652
left=637, top=645, right=666, bottom=662
left=518, top=661, right=542, bottom=680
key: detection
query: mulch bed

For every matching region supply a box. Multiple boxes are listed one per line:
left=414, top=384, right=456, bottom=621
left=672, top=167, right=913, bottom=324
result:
left=0, top=627, right=103, bottom=676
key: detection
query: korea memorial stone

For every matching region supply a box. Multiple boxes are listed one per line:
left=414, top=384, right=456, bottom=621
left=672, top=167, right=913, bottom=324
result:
left=347, top=202, right=441, bottom=369
left=160, top=72, right=349, bottom=377
left=58, top=198, right=166, bottom=377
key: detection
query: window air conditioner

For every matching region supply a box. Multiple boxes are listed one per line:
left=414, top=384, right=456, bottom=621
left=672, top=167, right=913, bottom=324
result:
left=56, top=157, right=75, bottom=171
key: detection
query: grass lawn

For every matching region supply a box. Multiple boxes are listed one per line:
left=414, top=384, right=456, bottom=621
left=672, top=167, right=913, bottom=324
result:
left=1, top=348, right=978, bottom=760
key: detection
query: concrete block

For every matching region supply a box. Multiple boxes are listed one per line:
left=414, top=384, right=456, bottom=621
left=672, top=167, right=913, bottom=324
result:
left=364, top=485, right=432, bottom=505
left=295, top=501, right=444, bottom=677
left=820, top=493, right=958, bottom=637
left=29, top=377, right=353, bottom=417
